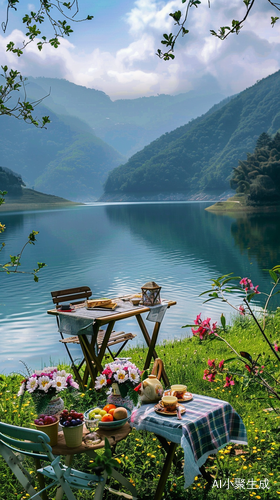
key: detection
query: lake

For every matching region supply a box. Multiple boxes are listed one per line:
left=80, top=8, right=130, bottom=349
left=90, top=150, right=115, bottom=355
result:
left=1, top=201, right=279, bottom=375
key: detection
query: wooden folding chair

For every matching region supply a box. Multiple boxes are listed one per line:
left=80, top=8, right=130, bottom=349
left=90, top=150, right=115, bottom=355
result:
left=0, top=421, right=137, bottom=500
left=51, top=287, right=136, bottom=387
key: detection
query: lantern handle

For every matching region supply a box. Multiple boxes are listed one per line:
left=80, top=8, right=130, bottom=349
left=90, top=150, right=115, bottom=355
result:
left=151, top=358, right=163, bottom=381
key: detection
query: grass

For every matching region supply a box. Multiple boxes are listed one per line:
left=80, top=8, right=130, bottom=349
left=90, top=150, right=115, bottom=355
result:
left=1, top=311, right=280, bottom=499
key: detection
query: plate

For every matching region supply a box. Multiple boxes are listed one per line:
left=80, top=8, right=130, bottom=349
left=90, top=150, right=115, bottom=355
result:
left=154, top=403, right=186, bottom=416
left=163, top=390, right=193, bottom=402
left=84, top=408, right=131, bottom=430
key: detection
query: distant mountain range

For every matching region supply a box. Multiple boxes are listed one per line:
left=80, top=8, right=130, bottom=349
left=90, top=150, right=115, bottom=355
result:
left=0, top=77, right=227, bottom=201
left=103, top=71, right=280, bottom=200
left=27, top=77, right=226, bottom=158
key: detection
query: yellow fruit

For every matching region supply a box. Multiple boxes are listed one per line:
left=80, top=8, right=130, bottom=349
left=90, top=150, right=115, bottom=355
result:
left=113, top=407, right=128, bottom=420
left=99, top=410, right=107, bottom=416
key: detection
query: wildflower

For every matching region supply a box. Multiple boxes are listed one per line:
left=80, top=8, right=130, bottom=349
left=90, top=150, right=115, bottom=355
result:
left=218, top=359, right=225, bottom=370
left=224, top=375, right=235, bottom=387
left=274, top=343, right=280, bottom=352
left=208, top=359, right=215, bottom=368
left=192, top=314, right=217, bottom=339
left=245, top=364, right=252, bottom=373
left=239, top=305, right=245, bottom=316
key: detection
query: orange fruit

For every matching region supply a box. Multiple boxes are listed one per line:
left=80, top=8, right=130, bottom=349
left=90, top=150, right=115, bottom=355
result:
left=101, top=413, right=114, bottom=422
left=108, top=408, right=115, bottom=417
left=103, top=404, right=116, bottom=413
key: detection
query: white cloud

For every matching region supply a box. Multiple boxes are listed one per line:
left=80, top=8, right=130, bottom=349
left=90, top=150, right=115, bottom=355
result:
left=1, top=0, right=280, bottom=101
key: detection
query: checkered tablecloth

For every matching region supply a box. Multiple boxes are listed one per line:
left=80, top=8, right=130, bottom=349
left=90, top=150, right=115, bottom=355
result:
left=130, top=393, right=247, bottom=488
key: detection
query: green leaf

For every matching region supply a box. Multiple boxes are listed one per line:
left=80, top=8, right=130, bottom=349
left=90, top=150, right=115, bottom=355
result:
left=220, top=314, right=226, bottom=329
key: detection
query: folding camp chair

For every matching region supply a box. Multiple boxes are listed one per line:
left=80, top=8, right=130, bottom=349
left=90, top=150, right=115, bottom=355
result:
left=0, top=421, right=137, bottom=500
left=51, top=287, right=136, bottom=387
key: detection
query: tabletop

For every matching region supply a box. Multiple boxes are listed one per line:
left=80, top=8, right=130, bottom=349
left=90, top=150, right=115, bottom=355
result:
left=47, top=298, right=176, bottom=335
left=52, top=422, right=131, bottom=456
left=130, top=393, right=247, bottom=489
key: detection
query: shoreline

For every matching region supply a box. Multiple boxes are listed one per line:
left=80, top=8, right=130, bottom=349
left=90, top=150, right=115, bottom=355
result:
left=205, top=195, right=280, bottom=214
left=0, top=188, right=82, bottom=212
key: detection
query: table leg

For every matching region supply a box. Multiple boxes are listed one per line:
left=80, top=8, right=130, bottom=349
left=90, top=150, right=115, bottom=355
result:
left=136, top=315, right=169, bottom=386
left=153, top=442, right=177, bottom=500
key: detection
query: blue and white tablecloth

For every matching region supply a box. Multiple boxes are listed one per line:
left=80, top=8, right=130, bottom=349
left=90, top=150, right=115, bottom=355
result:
left=130, top=393, right=247, bottom=488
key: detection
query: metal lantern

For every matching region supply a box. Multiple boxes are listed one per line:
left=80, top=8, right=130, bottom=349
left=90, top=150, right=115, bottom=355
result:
left=141, top=281, right=161, bottom=306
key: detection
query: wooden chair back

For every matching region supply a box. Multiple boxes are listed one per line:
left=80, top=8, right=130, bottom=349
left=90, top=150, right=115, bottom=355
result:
left=51, top=286, right=92, bottom=307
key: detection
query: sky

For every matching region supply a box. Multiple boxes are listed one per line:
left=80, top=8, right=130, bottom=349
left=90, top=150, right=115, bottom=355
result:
left=0, top=0, right=280, bottom=100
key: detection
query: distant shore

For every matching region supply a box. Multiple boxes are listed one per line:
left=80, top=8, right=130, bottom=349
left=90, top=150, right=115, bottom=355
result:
left=205, top=195, right=280, bottom=214
left=98, top=190, right=234, bottom=203
left=1, top=188, right=81, bottom=212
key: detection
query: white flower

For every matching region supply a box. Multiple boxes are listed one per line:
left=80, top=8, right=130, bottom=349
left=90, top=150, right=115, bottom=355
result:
left=95, top=374, right=107, bottom=390
left=128, top=368, right=140, bottom=384
left=114, top=370, right=128, bottom=384
left=17, top=383, right=26, bottom=396
left=55, top=370, right=67, bottom=378
left=52, top=376, right=67, bottom=392
left=26, top=377, right=38, bottom=393
left=38, top=376, right=52, bottom=392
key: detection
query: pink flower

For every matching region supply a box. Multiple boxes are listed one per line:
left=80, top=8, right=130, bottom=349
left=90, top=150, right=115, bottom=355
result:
left=240, top=277, right=260, bottom=294
left=192, top=315, right=218, bottom=340
left=274, top=343, right=279, bottom=352
left=239, top=305, right=245, bottom=316
left=208, top=372, right=217, bottom=382
left=208, top=359, right=215, bottom=368
left=224, top=375, right=235, bottom=387
left=218, top=360, right=225, bottom=370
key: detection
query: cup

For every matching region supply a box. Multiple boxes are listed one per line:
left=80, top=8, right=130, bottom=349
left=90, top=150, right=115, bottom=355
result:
left=171, top=384, right=187, bottom=399
left=161, top=396, right=178, bottom=412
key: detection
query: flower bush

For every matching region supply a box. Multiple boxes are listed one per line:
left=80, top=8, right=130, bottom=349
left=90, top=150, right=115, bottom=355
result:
left=184, top=265, right=280, bottom=409
left=18, top=366, right=79, bottom=414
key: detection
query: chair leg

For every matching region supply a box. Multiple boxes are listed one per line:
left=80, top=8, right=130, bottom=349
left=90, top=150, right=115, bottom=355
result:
left=93, top=471, right=108, bottom=500
left=0, top=444, right=44, bottom=500
left=111, top=468, right=138, bottom=499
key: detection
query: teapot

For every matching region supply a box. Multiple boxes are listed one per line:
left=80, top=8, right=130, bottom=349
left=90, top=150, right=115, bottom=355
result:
left=139, top=358, right=164, bottom=404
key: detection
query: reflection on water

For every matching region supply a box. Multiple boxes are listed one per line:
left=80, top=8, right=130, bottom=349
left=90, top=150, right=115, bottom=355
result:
left=231, top=213, right=280, bottom=270
left=1, top=202, right=279, bottom=374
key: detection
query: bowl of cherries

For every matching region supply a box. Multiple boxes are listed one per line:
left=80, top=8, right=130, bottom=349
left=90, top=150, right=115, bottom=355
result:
left=59, top=409, right=85, bottom=448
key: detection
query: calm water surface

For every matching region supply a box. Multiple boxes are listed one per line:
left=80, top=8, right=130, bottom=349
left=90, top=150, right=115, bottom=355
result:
left=1, top=202, right=279, bottom=374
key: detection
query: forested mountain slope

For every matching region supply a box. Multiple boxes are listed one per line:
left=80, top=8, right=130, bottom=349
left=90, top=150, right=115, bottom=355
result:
left=0, top=108, right=125, bottom=201
left=103, top=71, right=280, bottom=198
left=27, top=77, right=226, bottom=157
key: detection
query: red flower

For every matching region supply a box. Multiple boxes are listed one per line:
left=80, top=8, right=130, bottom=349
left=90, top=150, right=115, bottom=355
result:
left=218, top=360, right=225, bottom=370
left=134, top=383, right=141, bottom=392
left=245, top=364, right=252, bottom=373
left=224, top=375, right=235, bottom=387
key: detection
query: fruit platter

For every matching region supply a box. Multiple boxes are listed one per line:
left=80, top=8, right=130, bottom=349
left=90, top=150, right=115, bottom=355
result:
left=84, top=404, right=131, bottom=430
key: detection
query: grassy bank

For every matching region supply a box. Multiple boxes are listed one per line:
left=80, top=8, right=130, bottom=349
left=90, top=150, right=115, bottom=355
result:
left=1, top=188, right=81, bottom=212
left=205, top=194, right=280, bottom=214
left=1, top=313, right=280, bottom=499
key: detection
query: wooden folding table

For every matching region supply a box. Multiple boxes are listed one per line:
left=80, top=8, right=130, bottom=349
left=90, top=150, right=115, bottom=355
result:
left=47, top=298, right=176, bottom=388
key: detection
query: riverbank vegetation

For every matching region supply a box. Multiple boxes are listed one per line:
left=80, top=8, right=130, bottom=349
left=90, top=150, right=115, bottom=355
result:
left=1, top=311, right=280, bottom=499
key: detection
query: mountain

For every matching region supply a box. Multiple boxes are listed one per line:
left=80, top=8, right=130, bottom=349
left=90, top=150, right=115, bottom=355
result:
left=27, top=77, right=226, bottom=157
left=0, top=107, right=125, bottom=201
left=102, top=71, right=280, bottom=200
